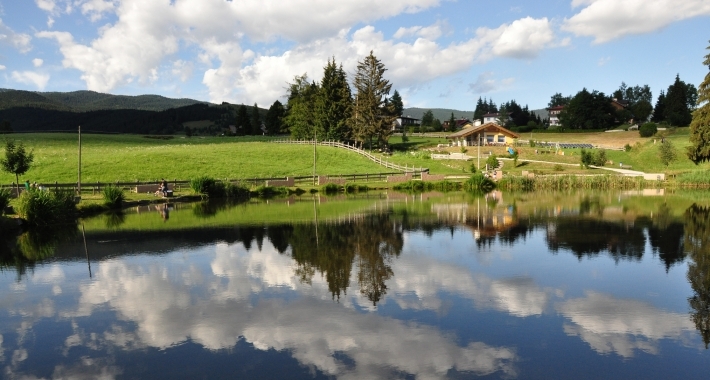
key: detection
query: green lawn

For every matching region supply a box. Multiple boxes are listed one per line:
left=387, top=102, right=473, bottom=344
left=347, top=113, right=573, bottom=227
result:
left=0, top=134, right=401, bottom=184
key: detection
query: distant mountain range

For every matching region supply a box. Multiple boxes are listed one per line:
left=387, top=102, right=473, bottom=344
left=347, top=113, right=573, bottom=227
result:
left=0, top=89, right=208, bottom=112
left=403, top=107, right=548, bottom=121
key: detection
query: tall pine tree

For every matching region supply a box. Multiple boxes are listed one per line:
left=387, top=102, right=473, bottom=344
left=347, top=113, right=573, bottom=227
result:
left=665, top=74, right=693, bottom=126
left=250, top=103, right=261, bottom=135
left=285, top=74, right=319, bottom=140
left=265, top=100, right=285, bottom=135
left=315, top=58, right=352, bottom=141
left=390, top=90, right=404, bottom=117
left=235, top=105, right=250, bottom=135
left=688, top=40, right=710, bottom=164
left=652, top=90, right=666, bottom=123
left=351, top=51, right=395, bottom=148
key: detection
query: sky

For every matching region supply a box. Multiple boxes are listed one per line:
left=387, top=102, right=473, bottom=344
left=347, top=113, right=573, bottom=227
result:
left=0, top=0, right=709, bottom=111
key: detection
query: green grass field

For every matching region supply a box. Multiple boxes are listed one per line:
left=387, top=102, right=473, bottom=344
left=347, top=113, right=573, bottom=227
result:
left=1, top=129, right=708, bottom=185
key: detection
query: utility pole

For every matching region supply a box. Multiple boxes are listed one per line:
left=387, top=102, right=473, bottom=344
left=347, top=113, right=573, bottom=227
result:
left=313, top=129, right=317, bottom=185
left=78, top=125, right=81, bottom=197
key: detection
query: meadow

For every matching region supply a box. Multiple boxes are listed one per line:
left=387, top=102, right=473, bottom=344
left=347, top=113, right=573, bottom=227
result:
left=1, top=128, right=707, bottom=186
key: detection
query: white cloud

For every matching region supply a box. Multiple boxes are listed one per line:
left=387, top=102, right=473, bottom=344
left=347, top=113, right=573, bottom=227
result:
left=597, top=56, right=610, bottom=66
left=563, top=0, right=710, bottom=44
left=0, top=18, right=32, bottom=53
left=35, top=0, right=57, bottom=13
left=37, top=0, right=558, bottom=105
left=11, top=71, right=50, bottom=90
left=0, top=65, right=6, bottom=71
left=47, top=16, right=55, bottom=28
left=393, top=20, right=448, bottom=40
left=556, top=291, right=696, bottom=357
left=80, top=0, right=118, bottom=22
left=32, top=58, right=44, bottom=67
left=477, top=17, right=557, bottom=59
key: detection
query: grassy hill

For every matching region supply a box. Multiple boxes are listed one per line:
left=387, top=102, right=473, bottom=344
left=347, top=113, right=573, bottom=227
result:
left=0, top=88, right=207, bottom=112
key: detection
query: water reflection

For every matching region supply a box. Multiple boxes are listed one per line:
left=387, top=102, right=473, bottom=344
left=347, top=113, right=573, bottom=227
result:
left=685, top=204, right=710, bottom=348
left=1, top=192, right=709, bottom=378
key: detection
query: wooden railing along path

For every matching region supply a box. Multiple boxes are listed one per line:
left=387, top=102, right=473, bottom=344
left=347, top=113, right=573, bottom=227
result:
left=273, top=139, right=428, bottom=174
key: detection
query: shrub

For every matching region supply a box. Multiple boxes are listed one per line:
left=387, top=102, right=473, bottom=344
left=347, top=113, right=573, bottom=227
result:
left=658, top=140, right=677, bottom=167
left=344, top=183, right=368, bottom=193
left=251, top=186, right=288, bottom=198
left=469, top=163, right=477, bottom=173
left=16, top=189, right=77, bottom=227
left=529, top=140, right=536, bottom=148
left=464, top=173, right=496, bottom=192
left=321, top=183, right=340, bottom=194
left=190, top=176, right=216, bottom=195
left=0, top=188, right=11, bottom=215
left=580, top=149, right=594, bottom=168
left=624, top=143, right=632, bottom=152
left=592, top=150, right=607, bottom=166
left=224, top=182, right=250, bottom=198
left=485, top=154, right=498, bottom=170
left=102, top=185, right=125, bottom=208
left=639, top=122, right=658, bottom=137
left=553, top=164, right=564, bottom=172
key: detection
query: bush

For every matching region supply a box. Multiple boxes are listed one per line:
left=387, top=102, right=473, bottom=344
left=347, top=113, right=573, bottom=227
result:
left=464, top=173, right=496, bottom=192
left=16, top=189, right=77, bottom=227
left=592, top=150, right=607, bottom=166
left=321, top=183, right=340, bottom=194
left=639, top=122, right=658, bottom=137
left=102, top=185, right=125, bottom=208
left=529, top=140, right=536, bottom=148
left=624, top=143, right=632, bottom=152
left=485, top=154, right=498, bottom=170
left=190, top=176, right=216, bottom=195
left=553, top=164, right=564, bottom=172
left=469, top=163, right=477, bottom=173
left=0, top=188, right=11, bottom=215
left=580, top=149, right=594, bottom=168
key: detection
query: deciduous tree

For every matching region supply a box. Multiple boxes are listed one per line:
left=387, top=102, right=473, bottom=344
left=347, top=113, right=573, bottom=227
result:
left=1, top=139, right=33, bottom=196
left=659, top=140, right=677, bottom=167
left=285, top=74, right=319, bottom=140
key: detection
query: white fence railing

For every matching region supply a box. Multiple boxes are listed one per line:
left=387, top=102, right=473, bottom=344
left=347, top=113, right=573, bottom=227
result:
left=274, top=139, right=428, bottom=173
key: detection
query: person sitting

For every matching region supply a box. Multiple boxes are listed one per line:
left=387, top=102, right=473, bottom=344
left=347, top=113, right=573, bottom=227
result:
left=161, top=179, right=168, bottom=197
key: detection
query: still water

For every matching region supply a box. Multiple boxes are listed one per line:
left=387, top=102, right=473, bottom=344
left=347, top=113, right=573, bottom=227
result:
left=1, top=190, right=709, bottom=379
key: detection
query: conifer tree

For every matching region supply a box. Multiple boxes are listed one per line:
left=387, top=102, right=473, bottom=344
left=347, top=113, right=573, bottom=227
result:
left=448, top=112, right=456, bottom=131
left=473, top=97, right=486, bottom=122
left=665, top=74, right=693, bottom=126
left=390, top=90, right=404, bottom=117
left=351, top=51, right=395, bottom=148
left=688, top=40, right=710, bottom=164
left=265, top=100, right=285, bottom=135
left=250, top=103, right=261, bottom=135
left=235, top=105, right=250, bottom=135
left=315, top=58, right=352, bottom=141
left=652, top=90, right=666, bottom=123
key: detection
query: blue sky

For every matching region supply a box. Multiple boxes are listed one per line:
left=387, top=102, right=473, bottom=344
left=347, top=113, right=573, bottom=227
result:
left=0, top=0, right=708, bottom=111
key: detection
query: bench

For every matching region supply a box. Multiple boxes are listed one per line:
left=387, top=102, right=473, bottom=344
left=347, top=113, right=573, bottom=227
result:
left=134, top=184, right=158, bottom=194
left=620, top=165, right=632, bottom=169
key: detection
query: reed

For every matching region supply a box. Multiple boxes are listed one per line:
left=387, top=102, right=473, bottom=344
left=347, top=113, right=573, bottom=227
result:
left=102, top=185, right=125, bottom=208
left=499, top=175, right=646, bottom=191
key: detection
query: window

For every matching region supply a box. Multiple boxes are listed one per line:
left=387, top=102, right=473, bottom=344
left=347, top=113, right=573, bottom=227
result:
left=498, top=135, right=505, bottom=143
left=487, top=135, right=494, bottom=143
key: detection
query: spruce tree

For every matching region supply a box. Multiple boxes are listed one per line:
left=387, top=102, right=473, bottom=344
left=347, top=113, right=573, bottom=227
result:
left=448, top=112, right=456, bottom=131
left=351, top=51, right=395, bottom=148
left=265, top=100, right=285, bottom=135
left=652, top=91, right=666, bottom=123
left=390, top=90, right=404, bottom=117
left=665, top=74, right=693, bottom=126
left=250, top=103, right=261, bottom=135
left=235, top=105, right=250, bottom=135
left=688, top=40, right=710, bottom=164
left=315, top=58, right=352, bottom=141
left=473, top=97, right=486, bottom=122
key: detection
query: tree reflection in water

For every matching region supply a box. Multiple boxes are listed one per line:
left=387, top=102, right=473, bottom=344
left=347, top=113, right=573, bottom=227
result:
left=286, top=214, right=403, bottom=305
left=685, top=204, right=710, bottom=348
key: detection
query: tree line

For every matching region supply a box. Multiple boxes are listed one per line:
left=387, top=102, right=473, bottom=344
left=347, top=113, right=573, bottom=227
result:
left=549, top=74, right=698, bottom=130
left=278, top=52, right=402, bottom=148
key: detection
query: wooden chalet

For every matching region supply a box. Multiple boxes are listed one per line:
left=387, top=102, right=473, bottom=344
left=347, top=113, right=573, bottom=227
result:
left=446, top=122, right=520, bottom=146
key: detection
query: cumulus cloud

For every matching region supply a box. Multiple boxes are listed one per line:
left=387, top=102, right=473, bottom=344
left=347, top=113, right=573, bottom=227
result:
left=0, top=65, right=6, bottom=71
left=32, top=58, right=44, bottom=67
left=37, top=0, right=559, bottom=105
left=563, top=0, right=710, bottom=44
left=556, top=291, right=696, bottom=357
left=11, top=71, right=50, bottom=90
left=80, top=0, right=118, bottom=21
left=477, top=16, right=557, bottom=59
left=0, top=19, right=32, bottom=53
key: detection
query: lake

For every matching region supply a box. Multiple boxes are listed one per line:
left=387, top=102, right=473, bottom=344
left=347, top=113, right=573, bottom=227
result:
left=1, top=190, right=709, bottom=379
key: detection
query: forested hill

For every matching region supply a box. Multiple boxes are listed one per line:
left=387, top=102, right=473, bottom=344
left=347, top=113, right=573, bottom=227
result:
left=402, top=106, right=548, bottom=121
left=0, top=89, right=207, bottom=112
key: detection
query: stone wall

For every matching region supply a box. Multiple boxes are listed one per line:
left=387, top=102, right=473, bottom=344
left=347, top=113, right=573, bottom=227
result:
left=387, top=173, right=413, bottom=183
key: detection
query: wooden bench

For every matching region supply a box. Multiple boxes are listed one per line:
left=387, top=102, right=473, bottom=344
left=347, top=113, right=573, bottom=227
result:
left=620, top=165, right=632, bottom=169
left=134, top=184, right=158, bottom=194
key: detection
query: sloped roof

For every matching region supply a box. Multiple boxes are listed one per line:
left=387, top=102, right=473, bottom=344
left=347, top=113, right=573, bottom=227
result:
left=446, top=122, right=520, bottom=139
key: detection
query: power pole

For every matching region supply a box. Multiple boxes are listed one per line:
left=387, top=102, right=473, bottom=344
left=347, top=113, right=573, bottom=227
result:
left=78, top=125, right=81, bottom=197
